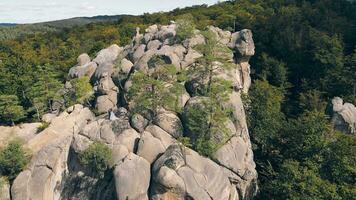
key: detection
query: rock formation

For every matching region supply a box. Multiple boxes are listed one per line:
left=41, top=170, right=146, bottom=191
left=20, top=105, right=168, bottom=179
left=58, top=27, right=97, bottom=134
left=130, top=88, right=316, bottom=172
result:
left=8, top=23, right=258, bottom=200
left=331, top=97, right=356, bottom=134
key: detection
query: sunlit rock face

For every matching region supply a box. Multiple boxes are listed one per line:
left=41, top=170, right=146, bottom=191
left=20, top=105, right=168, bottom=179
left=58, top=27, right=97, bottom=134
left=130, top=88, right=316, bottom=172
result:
left=10, top=23, right=257, bottom=200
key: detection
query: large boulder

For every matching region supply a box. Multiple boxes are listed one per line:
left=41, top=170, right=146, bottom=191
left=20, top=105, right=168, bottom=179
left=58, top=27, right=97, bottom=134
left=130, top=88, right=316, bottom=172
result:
left=130, top=113, right=148, bottom=133
left=136, top=131, right=165, bottom=163
left=93, top=44, right=123, bottom=66
left=114, top=153, right=151, bottom=200
left=230, top=29, right=255, bottom=58
left=11, top=136, right=73, bottom=200
left=331, top=97, right=356, bottom=134
left=95, top=91, right=117, bottom=114
left=151, top=144, right=234, bottom=200
left=154, top=110, right=183, bottom=138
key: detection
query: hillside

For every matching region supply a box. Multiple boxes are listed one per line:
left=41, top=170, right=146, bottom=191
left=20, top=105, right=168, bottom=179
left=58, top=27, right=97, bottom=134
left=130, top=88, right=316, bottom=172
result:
left=0, top=0, right=355, bottom=199
left=0, top=15, right=129, bottom=40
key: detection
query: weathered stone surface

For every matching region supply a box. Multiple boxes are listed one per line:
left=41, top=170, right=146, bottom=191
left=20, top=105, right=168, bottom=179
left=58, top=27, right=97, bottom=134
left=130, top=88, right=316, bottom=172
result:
left=137, top=131, right=165, bottom=163
left=77, top=53, right=91, bottom=66
left=114, top=153, right=150, bottom=200
left=145, top=125, right=176, bottom=149
left=68, top=62, right=97, bottom=79
left=112, top=144, right=129, bottom=165
left=130, top=113, right=148, bottom=133
left=147, top=40, right=162, bottom=50
left=116, top=128, right=140, bottom=153
left=95, top=91, right=117, bottom=114
left=120, top=58, right=133, bottom=74
left=12, top=136, right=73, bottom=200
left=181, top=48, right=203, bottom=69
left=93, top=44, right=122, bottom=66
left=41, top=113, right=57, bottom=123
left=230, top=29, right=255, bottom=58
left=96, top=73, right=118, bottom=95
left=133, top=44, right=146, bottom=63
left=152, top=144, right=234, bottom=200
left=0, top=123, right=41, bottom=147
left=154, top=110, right=183, bottom=138
left=331, top=97, right=356, bottom=134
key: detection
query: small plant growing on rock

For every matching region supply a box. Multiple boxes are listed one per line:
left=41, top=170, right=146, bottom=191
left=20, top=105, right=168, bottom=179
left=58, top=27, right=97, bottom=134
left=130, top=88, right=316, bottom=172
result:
left=79, top=141, right=112, bottom=178
left=0, top=140, right=30, bottom=181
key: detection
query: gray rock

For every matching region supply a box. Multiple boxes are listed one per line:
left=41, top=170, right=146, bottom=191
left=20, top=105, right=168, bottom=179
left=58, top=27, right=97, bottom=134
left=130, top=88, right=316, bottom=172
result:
left=114, top=153, right=150, bottom=200
left=96, top=73, right=118, bottom=95
left=12, top=136, right=73, bottom=200
left=156, top=24, right=176, bottom=41
left=77, top=53, right=91, bottom=66
left=152, top=144, right=234, bottom=200
left=93, top=62, right=114, bottom=80
left=183, top=33, right=205, bottom=48
left=145, top=125, right=176, bottom=149
left=120, top=58, right=133, bottom=74
left=154, top=110, right=183, bottom=138
left=133, top=44, right=146, bottom=63
left=116, top=128, right=140, bottom=153
left=331, top=97, right=356, bottom=134
left=95, top=91, right=117, bottom=114
left=68, top=62, right=97, bottom=79
left=181, top=48, right=202, bottom=69
left=130, top=113, right=148, bottom=133
left=147, top=40, right=162, bottom=50
left=41, top=113, right=57, bottom=123
left=93, top=44, right=122, bottom=66
left=111, top=144, right=129, bottom=165
left=230, top=29, right=255, bottom=58
left=137, top=131, right=165, bottom=163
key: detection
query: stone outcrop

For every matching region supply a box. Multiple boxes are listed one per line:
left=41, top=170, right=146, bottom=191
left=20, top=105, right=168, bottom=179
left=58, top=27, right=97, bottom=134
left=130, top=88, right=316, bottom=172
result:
left=331, top=97, right=356, bottom=134
left=8, top=23, right=257, bottom=200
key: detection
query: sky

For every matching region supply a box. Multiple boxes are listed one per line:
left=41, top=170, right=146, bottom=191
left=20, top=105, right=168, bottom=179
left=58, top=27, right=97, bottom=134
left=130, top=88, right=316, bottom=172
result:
left=0, top=0, right=222, bottom=24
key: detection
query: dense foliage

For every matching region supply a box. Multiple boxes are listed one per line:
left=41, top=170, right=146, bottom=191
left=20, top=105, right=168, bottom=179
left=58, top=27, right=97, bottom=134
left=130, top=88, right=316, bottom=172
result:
left=0, top=0, right=355, bottom=198
left=79, top=141, right=112, bottom=178
left=0, top=141, right=30, bottom=181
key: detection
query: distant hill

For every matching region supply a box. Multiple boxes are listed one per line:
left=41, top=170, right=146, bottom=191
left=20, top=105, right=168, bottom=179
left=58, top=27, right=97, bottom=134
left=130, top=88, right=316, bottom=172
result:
left=0, top=15, right=130, bottom=40
left=35, top=15, right=130, bottom=28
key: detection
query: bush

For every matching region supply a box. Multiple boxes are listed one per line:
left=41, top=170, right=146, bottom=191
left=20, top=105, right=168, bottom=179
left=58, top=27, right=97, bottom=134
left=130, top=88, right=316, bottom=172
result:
left=0, top=140, right=30, bottom=181
left=79, top=141, right=112, bottom=178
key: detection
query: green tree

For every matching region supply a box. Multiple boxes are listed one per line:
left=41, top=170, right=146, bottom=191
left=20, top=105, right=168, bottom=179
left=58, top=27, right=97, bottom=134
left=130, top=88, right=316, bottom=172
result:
left=184, top=30, right=234, bottom=157
left=79, top=141, right=112, bottom=178
left=128, top=59, right=185, bottom=118
left=26, top=64, right=63, bottom=120
left=0, top=140, right=30, bottom=181
left=66, top=76, right=94, bottom=106
left=176, top=14, right=196, bottom=41
left=0, top=95, right=25, bottom=125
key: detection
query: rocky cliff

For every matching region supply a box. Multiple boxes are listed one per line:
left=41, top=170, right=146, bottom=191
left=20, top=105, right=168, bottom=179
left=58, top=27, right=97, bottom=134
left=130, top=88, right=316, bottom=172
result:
left=5, top=22, right=258, bottom=200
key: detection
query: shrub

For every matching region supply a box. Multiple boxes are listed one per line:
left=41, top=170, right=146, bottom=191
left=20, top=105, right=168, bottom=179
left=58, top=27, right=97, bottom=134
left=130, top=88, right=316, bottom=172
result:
left=79, top=141, right=112, bottom=178
left=66, top=76, right=94, bottom=106
left=0, top=140, right=30, bottom=181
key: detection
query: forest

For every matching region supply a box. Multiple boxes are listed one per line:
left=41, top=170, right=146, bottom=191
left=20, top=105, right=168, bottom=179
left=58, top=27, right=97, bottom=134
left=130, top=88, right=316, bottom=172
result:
left=0, top=0, right=355, bottom=199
